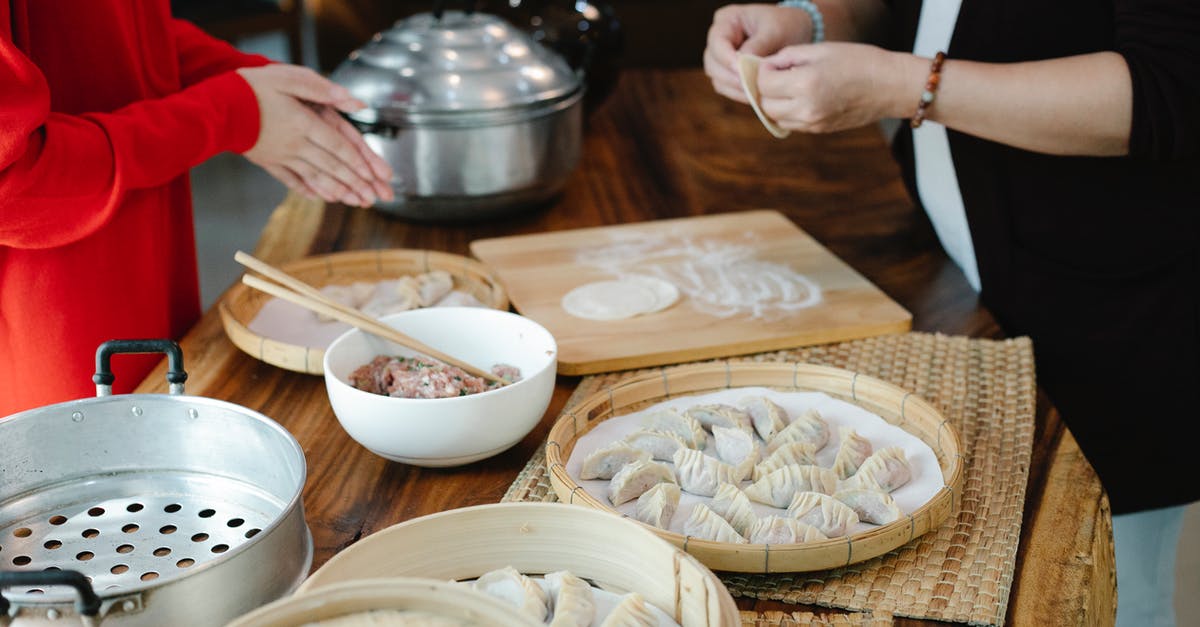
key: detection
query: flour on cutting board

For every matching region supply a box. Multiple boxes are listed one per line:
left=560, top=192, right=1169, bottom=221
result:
left=571, top=231, right=822, bottom=320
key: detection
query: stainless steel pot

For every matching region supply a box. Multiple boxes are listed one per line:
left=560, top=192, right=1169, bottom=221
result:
left=331, top=9, right=584, bottom=221
left=0, top=340, right=312, bottom=626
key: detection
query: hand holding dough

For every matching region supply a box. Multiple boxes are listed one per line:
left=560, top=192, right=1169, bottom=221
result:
left=738, top=54, right=790, bottom=139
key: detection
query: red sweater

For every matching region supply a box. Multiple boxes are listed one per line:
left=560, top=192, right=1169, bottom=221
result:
left=0, top=1, right=270, bottom=415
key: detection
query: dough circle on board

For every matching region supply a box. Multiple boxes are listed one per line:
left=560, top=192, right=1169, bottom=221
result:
left=561, top=276, right=680, bottom=321
left=737, top=54, right=790, bottom=139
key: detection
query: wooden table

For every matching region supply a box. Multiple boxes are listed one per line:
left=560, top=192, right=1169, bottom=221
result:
left=141, top=68, right=1114, bottom=625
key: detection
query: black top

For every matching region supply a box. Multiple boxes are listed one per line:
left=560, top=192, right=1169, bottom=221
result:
left=887, top=0, right=1200, bottom=513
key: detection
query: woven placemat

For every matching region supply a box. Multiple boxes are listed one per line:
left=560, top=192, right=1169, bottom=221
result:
left=503, top=332, right=1035, bottom=627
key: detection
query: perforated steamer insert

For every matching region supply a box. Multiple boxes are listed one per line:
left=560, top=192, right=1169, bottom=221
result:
left=0, top=340, right=312, bottom=626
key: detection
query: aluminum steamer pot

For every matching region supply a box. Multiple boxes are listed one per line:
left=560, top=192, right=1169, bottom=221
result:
left=331, top=9, right=584, bottom=221
left=0, top=340, right=312, bottom=626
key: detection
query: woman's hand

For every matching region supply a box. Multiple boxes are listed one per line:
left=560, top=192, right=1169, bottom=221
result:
left=236, top=64, right=394, bottom=206
left=756, top=42, right=914, bottom=133
left=704, top=4, right=815, bottom=104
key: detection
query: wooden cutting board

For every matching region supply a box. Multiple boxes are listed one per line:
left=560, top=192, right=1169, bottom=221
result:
left=469, top=210, right=911, bottom=375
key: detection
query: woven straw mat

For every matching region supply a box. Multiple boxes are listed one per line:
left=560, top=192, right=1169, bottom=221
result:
left=502, top=332, right=1036, bottom=627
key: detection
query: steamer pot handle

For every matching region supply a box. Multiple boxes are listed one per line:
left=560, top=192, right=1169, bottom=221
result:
left=0, top=570, right=101, bottom=618
left=92, top=339, right=188, bottom=397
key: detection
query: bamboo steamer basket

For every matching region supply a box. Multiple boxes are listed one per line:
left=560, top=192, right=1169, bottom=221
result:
left=545, top=362, right=964, bottom=573
left=227, top=577, right=536, bottom=626
left=218, top=249, right=508, bottom=374
left=297, top=502, right=740, bottom=627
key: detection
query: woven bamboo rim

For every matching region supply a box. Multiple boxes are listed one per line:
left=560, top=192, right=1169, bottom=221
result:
left=297, top=502, right=740, bottom=627
left=218, top=249, right=508, bottom=375
left=545, top=361, right=964, bottom=573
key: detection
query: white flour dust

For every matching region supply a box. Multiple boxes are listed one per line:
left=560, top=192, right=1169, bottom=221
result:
left=573, top=231, right=822, bottom=320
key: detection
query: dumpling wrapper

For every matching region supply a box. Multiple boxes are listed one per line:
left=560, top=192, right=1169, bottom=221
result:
left=737, top=54, right=790, bottom=139
left=561, top=276, right=680, bottom=321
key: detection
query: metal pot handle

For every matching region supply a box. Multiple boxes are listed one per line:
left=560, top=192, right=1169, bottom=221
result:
left=0, top=570, right=101, bottom=621
left=92, top=339, right=188, bottom=397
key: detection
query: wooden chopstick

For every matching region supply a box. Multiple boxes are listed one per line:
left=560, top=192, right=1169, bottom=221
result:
left=235, top=251, right=507, bottom=386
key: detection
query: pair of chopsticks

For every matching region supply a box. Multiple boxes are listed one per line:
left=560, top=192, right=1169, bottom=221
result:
left=234, top=250, right=507, bottom=386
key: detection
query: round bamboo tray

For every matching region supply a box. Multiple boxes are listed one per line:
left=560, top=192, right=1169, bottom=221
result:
left=545, top=361, right=964, bottom=573
left=298, top=502, right=739, bottom=627
left=218, top=249, right=508, bottom=375
left=227, top=577, right=536, bottom=626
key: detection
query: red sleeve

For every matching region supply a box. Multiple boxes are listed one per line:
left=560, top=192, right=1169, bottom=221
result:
left=0, top=36, right=262, bottom=250
left=171, top=18, right=272, bottom=87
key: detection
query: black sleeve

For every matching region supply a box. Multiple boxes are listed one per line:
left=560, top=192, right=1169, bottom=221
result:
left=1114, top=0, right=1200, bottom=160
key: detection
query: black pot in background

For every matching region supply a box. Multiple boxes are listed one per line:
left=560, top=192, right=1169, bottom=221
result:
left=485, top=0, right=624, bottom=115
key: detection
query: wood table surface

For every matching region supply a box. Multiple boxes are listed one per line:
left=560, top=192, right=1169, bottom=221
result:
left=140, top=68, right=1114, bottom=626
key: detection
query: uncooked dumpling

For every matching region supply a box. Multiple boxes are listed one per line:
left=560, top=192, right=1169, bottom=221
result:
left=786, top=491, right=861, bottom=538
left=831, top=427, right=874, bottom=480
left=472, top=566, right=549, bottom=622
left=739, top=395, right=788, bottom=441
left=711, top=425, right=760, bottom=481
left=744, top=464, right=838, bottom=508
left=673, top=448, right=740, bottom=497
left=839, top=446, right=912, bottom=492
left=580, top=442, right=651, bottom=480
left=834, top=488, right=904, bottom=525
left=767, top=408, right=830, bottom=453
left=545, top=570, right=596, bottom=627
left=753, top=441, right=819, bottom=481
left=709, top=482, right=757, bottom=536
left=608, top=459, right=676, bottom=506
left=640, top=408, right=706, bottom=449
left=634, top=482, right=681, bottom=530
left=623, top=428, right=689, bottom=462
left=599, top=592, right=657, bottom=627
left=684, top=403, right=752, bottom=433
left=683, top=503, right=747, bottom=544
left=746, top=515, right=827, bottom=544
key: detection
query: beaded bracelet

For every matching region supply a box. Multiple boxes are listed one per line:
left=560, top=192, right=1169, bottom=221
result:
left=777, top=0, right=825, bottom=44
left=910, top=51, right=946, bottom=129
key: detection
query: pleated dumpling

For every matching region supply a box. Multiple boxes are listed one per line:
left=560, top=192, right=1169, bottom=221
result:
left=839, top=446, right=912, bottom=493
left=472, top=566, right=549, bottom=622
left=623, top=428, right=689, bottom=462
left=683, top=503, right=747, bottom=544
left=608, top=459, right=676, bottom=506
left=785, top=491, right=861, bottom=537
left=744, top=464, right=838, bottom=508
left=712, top=425, right=760, bottom=481
left=673, top=448, right=740, bottom=497
left=752, top=441, right=819, bottom=481
left=684, top=403, right=752, bottom=433
left=746, top=515, right=828, bottom=544
left=640, top=408, right=706, bottom=449
left=545, top=570, right=596, bottom=627
left=598, top=592, right=657, bottom=627
left=580, top=442, right=651, bottom=480
left=634, top=482, right=681, bottom=530
left=708, top=482, right=757, bottom=537
left=834, top=488, right=904, bottom=525
left=739, top=395, right=789, bottom=441
left=831, top=427, right=874, bottom=480
left=766, top=407, right=830, bottom=453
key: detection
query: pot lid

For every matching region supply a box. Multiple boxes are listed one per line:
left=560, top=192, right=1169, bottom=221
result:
left=331, top=10, right=581, bottom=123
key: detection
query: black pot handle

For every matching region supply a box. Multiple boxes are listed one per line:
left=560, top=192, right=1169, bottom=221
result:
left=0, top=570, right=102, bottom=618
left=92, top=339, right=187, bottom=397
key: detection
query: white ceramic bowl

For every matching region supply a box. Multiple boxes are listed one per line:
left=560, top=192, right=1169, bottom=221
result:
left=323, top=307, right=557, bottom=467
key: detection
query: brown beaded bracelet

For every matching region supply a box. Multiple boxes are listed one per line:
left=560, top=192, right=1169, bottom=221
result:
left=910, top=51, right=946, bottom=129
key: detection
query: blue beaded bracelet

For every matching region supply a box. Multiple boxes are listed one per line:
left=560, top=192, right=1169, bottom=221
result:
left=778, top=0, right=825, bottom=44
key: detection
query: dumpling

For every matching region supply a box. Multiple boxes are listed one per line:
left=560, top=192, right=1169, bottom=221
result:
left=834, top=488, right=904, bottom=525
left=711, top=425, right=760, bottom=481
left=683, top=403, right=752, bottom=433
left=840, top=446, right=912, bottom=492
left=580, top=442, right=652, bottom=480
left=708, top=482, right=757, bottom=536
left=746, top=515, right=828, bottom=544
left=744, top=464, right=838, bottom=508
left=415, top=270, right=454, bottom=306
left=472, top=566, right=549, bottom=622
left=318, top=281, right=378, bottom=321
left=739, top=395, right=788, bottom=441
left=752, top=441, right=819, bottom=481
left=640, top=408, right=706, bottom=449
left=831, top=427, right=874, bottom=480
left=683, top=503, right=747, bottom=544
left=623, top=428, right=689, bottom=461
left=545, top=570, right=596, bottom=627
left=672, top=448, right=740, bottom=497
left=599, top=592, right=657, bottom=627
left=360, top=277, right=422, bottom=318
left=785, top=491, right=861, bottom=537
left=609, top=459, right=676, bottom=506
left=634, top=482, right=681, bottom=530
left=766, top=408, right=830, bottom=453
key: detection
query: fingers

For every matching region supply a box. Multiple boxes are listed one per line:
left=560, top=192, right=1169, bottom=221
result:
left=297, top=108, right=391, bottom=206
left=317, top=107, right=395, bottom=202
left=703, top=48, right=748, bottom=104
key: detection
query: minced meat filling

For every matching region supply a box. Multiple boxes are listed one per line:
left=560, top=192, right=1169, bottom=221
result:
left=349, top=355, right=522, bottom=399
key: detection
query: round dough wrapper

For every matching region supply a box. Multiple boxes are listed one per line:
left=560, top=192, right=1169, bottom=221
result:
left=561, top=276, right=680, bottom=321
left=737, top=54, right=790, bottom=139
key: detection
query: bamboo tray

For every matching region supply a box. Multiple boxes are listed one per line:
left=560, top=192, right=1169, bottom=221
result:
left=298, top=502, right=740, bottom=627
left=218, top=249, right=508, bottom=375
left=545, top=362, right=964, bottom=573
